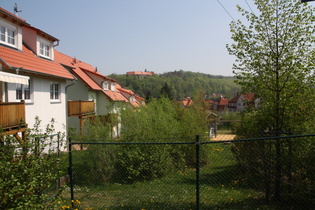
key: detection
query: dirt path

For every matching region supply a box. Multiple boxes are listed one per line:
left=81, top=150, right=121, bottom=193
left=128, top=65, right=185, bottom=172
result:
left=210, top=134, right=236, bottom=141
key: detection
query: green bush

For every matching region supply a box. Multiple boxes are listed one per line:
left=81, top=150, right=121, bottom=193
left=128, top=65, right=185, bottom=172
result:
left=0, top=118, right=64, bottom=209
left=73, top=97, right=210, bottom=184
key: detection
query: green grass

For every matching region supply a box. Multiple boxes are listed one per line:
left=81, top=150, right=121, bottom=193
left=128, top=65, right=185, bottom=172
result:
left=59, top=143, right=307, bottom=210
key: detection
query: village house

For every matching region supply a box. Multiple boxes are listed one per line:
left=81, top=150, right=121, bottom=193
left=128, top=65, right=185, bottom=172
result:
left=207, top=96, right=229, bottom=111
left=228, top=93, right=255, bottom=112
left=0, top=7, right=144, bottom=141
left=0, top=7, right=75, bottom=142
left=54, top=50, right=144, bottom=137
left=126, top=70, right=156, bottom=79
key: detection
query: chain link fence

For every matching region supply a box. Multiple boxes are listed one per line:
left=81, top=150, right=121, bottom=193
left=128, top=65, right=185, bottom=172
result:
left=65, top=134, right=315, bottom=209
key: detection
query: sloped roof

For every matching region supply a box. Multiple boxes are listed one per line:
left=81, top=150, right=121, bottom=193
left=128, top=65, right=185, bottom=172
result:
left=218, top=97, right=229, bottom=106
left=229, top=95, right=241, bottom=103
left=243, top=93, right=254, bottom=101
left=54, top=50, right=102, bottom=90
left=126, top=71, right=156, bottom=76
left=116, top=84, right=143, bottom=107
left=0, top=45, right=74, bottom=79
left=180, top=97, right=194, bottom=107
left=55, top=49, right=139, bottom=103
left=0, top=7, right=29, bottom=25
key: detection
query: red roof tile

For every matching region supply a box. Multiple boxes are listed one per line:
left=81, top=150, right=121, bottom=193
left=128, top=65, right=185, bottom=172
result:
left=54, top=50, right=102, bottom=90
left=0, top=7, right=28, bottom=24
left=243, top=93, right=254, bottom=101
left=0, top=45, right=74, bottom=79
left=126, top=71, right=156, bottom=76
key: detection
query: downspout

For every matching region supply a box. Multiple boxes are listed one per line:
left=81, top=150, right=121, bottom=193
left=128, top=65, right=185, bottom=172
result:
left=65, top=78, right=77, bottom=138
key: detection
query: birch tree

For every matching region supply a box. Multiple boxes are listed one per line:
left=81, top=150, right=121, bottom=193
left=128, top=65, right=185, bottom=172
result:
left=227, top=0, right=315, bottom=201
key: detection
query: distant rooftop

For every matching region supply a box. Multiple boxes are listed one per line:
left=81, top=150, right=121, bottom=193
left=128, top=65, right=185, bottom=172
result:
left=126, top=71, right=156, bottom=76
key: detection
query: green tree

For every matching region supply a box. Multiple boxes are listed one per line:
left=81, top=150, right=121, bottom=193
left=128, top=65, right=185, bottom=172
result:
left=160, top=82, right=173, bottom=100
left=227, top=0, right=315, bottom=200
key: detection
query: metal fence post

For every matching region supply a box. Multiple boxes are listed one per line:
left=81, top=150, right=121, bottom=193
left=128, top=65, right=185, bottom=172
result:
left=196, top=134, right=200, bottom=210
left=68, top=137, right=74, bottom=206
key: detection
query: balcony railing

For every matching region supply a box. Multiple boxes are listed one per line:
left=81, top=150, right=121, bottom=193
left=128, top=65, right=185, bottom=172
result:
left=68, top=100, right=95, bottom=116
left=0, top=101, right=26, bottom=129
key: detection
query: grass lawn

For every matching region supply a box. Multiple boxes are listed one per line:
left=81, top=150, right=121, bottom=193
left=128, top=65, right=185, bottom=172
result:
left=59, top=143, right=297, bottom=210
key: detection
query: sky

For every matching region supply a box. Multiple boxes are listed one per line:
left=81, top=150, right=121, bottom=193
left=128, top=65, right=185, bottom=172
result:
left=1, top=0, right=256, bottom=76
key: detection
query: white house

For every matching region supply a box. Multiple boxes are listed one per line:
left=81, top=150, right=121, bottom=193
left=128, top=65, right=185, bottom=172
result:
left=54, top=50, right=144, bottom=137
left=0, top=7, right=75, bottom=140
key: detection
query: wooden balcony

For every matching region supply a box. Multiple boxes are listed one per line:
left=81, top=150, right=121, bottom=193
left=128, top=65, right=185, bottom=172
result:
left=68, top=100, right=95, bottom=116
left=0, top=101, right=26, bottom=130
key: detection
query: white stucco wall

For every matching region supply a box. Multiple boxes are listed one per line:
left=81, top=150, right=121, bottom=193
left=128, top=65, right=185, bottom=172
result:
left=7, top=75, right=67, bottom=135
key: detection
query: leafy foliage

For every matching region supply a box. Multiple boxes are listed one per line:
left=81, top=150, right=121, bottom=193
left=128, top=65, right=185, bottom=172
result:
left=108, top=70, right=240, bottom=100
left=73, top=97, right=210, bottom=184
left=0, top=118, right=64, bottom=209
left=227, top=0, right=315, bottom=201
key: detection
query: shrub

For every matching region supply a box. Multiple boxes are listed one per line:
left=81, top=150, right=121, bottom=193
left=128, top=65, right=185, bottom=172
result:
left=0, top=118, right=64, bottom=209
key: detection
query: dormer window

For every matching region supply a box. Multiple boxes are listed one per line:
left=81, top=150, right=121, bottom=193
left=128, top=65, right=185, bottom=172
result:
left=38, top=37, right=52, bottom=59
left=129, top=95, right=135, bottom=102
left=102, top=81, right=108, bottom=90
left=40, top=43, right=50, bottom=57
left=0, top=21, right=17, bottom=48
left=110, top=82, right=115, bottom=91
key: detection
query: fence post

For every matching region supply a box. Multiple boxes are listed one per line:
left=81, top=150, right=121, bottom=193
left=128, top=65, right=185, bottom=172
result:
left=68, top=137, right=74, bottom=207
left=196, top=134, right=200, bottom=210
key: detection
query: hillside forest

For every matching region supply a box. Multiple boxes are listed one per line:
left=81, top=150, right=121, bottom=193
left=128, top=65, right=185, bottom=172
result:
left=108, top=70, right=241, bottom=100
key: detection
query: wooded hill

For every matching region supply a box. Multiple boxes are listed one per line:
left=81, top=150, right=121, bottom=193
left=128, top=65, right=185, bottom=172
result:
left=108, top=70, right=241, bottom=100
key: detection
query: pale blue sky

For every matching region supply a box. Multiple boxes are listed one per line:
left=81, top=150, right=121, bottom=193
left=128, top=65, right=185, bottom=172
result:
left=1, top=0, right=255, bottom=76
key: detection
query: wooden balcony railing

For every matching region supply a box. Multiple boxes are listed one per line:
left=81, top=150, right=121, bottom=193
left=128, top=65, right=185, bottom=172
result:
left=0, top=101, right=26, bottom=129
left=68, top=100, right=95, bottom=116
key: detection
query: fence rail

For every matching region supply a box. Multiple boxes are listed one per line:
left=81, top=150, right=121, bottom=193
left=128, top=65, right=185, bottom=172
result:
left=67, top=134, right=315, bottom=209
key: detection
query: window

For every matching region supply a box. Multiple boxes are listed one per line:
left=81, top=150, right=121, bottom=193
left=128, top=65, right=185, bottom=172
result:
left=129, top=95, right=135, bottom=102
left=0, top=24, right=16, bottom=47
left=110, top=82, right=115, bottom=91
left=50, top=83, right=59, bottom=101
left=102, top=81, right=108, bottom=90
left=40, top=42, right=50, bottom=58
left=16, top=80, right=31, bottom=101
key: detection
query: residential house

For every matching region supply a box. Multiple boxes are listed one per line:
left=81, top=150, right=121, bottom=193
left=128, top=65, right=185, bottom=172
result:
left=126, top=70, right=156, bottom=79
left=54, top=51, right=144, bottom=136
left=208, top=96, right=229, bottom=111
left=0, top=7, right=75, bottom=141
left=180, top=97, right=194, bottom=107
left=228, top=93, right=255, bottom=112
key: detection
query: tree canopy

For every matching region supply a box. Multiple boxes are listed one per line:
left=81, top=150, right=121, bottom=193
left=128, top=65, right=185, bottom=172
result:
left=108, top=70, right=240, bottom=100
left=227, top=0, right=315, bottom=134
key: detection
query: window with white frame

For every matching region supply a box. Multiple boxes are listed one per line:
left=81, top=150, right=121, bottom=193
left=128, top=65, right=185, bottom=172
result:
left=102, top=80, right=108, bottom=90
left=110, top=82, right=115, bottom=91
left=16, top=80, right=31, bottom=101
left=0, top=22, right=16, bottom=47
left=40, top=42, right=50, bottom=58
left=50, top=82, right=60, bottom=101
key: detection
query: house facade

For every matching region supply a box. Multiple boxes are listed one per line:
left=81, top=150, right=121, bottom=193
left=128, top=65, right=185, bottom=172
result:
left=54, top=50, right=144, bottom=136
left=0, top=7, right=75, bottom=137
left=228, top=93, right=255, bottom=112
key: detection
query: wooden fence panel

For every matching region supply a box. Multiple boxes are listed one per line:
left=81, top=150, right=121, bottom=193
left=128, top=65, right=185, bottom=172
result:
left=0, top=101, right=25, bottom=128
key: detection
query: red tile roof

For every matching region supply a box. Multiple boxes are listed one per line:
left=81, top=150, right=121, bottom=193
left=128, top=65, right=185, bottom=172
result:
left=126, top=71, right=156, bottom=76
left=243, top=93, right=254, bottom=101
left=54, top=50, right=102, bottom=90
left=0, top=45, right=74, bottom=79
left=0, top=7, right=28, bottom=24
left=218, top=97, right=229, bottom=106
left=55, top=49, right=138, bottom=103
left=181, top=97, right=194, bottom=107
